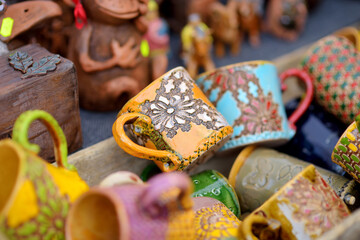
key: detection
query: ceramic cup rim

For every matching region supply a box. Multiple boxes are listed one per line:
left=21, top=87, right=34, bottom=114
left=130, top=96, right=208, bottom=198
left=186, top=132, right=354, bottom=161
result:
left=333, top=26, right=360, bottom=51
left=65, top=187, right=130, bottom=240
left=0, top=140, right=25, bottom=219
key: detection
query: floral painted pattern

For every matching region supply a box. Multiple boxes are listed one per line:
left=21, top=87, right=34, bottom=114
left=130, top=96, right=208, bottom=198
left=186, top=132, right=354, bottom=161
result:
left=142, top=70, right=228, bottom=138
left=278, top=170, right=349, bottom=237
left=197, top=65, right=283, bottom=140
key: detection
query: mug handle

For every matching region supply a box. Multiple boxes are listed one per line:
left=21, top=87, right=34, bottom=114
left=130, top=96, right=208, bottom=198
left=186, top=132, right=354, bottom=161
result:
left=239, top=215, right=281, bottom=240
left=112, top=112, right=181, bottom=172
left=280, top=68, right=314, bottom=130
left=140, top=172, right=193, bottom=217
left=12, top=110, right=75, bottom=171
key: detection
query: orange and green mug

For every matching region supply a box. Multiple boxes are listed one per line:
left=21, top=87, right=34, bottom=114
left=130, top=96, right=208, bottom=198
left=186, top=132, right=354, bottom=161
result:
left=113, top=67, right=233, bottom=172
left=0, top=110, right=88, bottom=240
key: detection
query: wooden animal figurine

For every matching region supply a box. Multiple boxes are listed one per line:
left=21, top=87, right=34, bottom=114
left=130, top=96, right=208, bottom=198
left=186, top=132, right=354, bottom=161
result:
left=209, top=1, right=241, bottom=57
left=144, top=0, right=169, bottom=79
left=68, top=0, right=152, bottom=111
left=236, top=0, right=262, bottom=47
left=266, top=0, right=308, bottom=41
left=181, top=14, right=215, bottom=78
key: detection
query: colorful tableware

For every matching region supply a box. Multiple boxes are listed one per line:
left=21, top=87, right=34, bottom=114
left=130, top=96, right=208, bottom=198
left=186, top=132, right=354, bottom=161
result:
left=0, top=110, right=88, bottom=240
left=191, top=170, right=241, bottom=217
left=277, top=98, right=347, bottom=175
left=332, top=115, right=360, bottom=183
left=113, top=67, right=233, bottom=172
left=229, top=146, right=359, bottom=213
left=239, top=165, right=350, bottom=239
left=66, top=172, right=195, bottom=240
left=302, top=35, right=360, bottom=124
left=196, top=61, right=313, bottom=152
left=193, top=197, right=241, bottom=240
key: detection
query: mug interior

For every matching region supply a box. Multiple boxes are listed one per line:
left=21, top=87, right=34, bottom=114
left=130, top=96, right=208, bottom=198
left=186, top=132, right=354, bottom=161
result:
left=67, top=193, right=121, bottom=240
left=0, top=142, right=21, bottom=217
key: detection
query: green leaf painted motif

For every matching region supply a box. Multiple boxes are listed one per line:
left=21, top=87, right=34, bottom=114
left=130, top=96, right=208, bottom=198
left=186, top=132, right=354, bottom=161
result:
left=22, top=55, right=61, bottom=79
left=8, top=51, right=34, bottom=73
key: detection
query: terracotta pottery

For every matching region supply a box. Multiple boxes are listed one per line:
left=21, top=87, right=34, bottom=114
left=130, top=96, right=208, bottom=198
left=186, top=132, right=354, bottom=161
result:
left=0, top=110, right=88, bottom=240
left=265, top=0, right=307, bottom=41
left=113, top=67, right=233, bottom=172
left=332, top=115, right=360, bottom=183
left=209, top=1, right=241, bottom=57
left=68, top=0, right=152, bottom=111
left=191, top=170, right=241, bottom=217
left=229, top=146, right=360, bottom=213
left=144, top=0, right=169, bottom=79
left=99, top=171, right=143, bottom=187
left=238, top=165, right=350, bottom=239
left=302, top=35, right=360, bottom=124
left=196, top=61, right=313, bottom=152
left=193, top=197, right=241, bottom=240
left=236, top=0, right=262, bottom=47
left=181, top=14, right=215, bottom=78
left=66, top=172, right=196, bottom=240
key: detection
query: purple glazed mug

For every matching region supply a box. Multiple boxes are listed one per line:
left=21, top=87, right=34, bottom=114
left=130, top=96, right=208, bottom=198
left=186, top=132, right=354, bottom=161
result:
left=65, top=172, right=195, bottom=240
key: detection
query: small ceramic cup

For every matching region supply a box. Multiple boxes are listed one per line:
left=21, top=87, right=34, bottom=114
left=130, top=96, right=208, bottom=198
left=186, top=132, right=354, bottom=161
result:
left=196, top=61, right=313, bottom=152
left=333, top=26, right=360, bottom=51
left=191, top=170, right=241, bottom=217
left=302, top=34, right=360, bottom=124
left=229, top=146, right=359, bottom=213
left=113, top=67, right=233, bottom=172
left=332, top=115, right=360, bottom=183
left=66, top=172, right=196, bottom=240
left=99, top=171, right=143, bottom=187
left=193, top=197, right=241, bottom=240
left=238, top=165, right=350, bottom=240
left=0, top=110, right=89, bottom=240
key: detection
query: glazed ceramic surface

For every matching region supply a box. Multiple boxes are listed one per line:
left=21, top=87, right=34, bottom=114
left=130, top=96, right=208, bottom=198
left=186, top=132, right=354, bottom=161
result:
left=240, top=165, right=350, bottom=240
left=191, top=170, right=241, bottom=217
left=278, top=98, right=347, bottom=175
left=66, top=172, right=195, bottom=240
left=302, top=35, right=360, bottom=124
left=196, top=61, right=312, bottom=152
left=193, top=197, right=241, bottom=240
left=229, top=147, right=359, bottom=213
left=113, top=67, right=233, bottom=172
left=332, top=118, right=360, bottom=183
left=99, top=171, right=143, bottom=187
left=0, top=110, right=88, bottom=240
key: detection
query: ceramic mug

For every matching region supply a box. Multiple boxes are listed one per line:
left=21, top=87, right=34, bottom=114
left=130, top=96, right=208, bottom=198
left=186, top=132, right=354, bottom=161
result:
left=113, top=67, right=233, bottom=172
left=0, top=110, right=89, bottom=240
left=229, top=146, right=359, bottom=213
left=333, top=26, right=360, bottom=51
left=196, top=61, right=313, bottom=152
left=193, top=197, right=241, bottom=240
left=332, top=115, right=360, bottom=183
left=238, top=165, right=350, bottom=240
left=302, top=35, right=360, bottom=124
left=277, top=98, right=347, bottom=176
left=191, top=170, right=241, bottom=218
left=66, top=172, right=196, bottom=240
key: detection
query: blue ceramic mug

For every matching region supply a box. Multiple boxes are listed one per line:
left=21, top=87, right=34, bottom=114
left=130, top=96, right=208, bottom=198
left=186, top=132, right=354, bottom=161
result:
left=196, top=61, right=313, bottom=152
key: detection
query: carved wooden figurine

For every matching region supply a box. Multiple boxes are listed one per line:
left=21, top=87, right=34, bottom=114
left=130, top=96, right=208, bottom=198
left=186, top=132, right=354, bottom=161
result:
left=236, top=0, right=262, bottom=47
left=266, top=0, right=307, bottom=41
left=144, top=0, right=169, bottom=79
left=68, top=0, right=152, bottom=111
left=209, top=1, right=241, bottom=57
left=181, top=14, right=215, bottom=78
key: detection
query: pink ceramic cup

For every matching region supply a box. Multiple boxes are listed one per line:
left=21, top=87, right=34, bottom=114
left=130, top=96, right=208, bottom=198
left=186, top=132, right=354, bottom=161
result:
left=65, top=172, right=195, bottom=240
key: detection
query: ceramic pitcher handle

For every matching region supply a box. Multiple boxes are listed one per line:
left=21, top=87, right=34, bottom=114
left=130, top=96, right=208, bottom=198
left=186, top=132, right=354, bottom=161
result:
left=12, top=110, right=75, bottom=170
left=239, top=215, right=281, bottom=240
left=280, top=68, right=314, bottom=130
left=112, top=112, right=181, bottom=172
left=141, top=172, right=193, bottom=217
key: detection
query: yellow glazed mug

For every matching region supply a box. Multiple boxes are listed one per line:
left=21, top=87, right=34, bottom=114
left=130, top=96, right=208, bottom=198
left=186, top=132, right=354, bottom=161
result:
left=0, top=110, right=89, bottom=240
left=113, top=67, right=233, bottom=172
left=237, top=165, right=350, bottom=240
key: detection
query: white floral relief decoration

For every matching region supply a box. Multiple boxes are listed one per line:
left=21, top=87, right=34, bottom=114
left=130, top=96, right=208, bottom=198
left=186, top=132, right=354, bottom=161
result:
left=141, top=69, right=228, bottom=139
